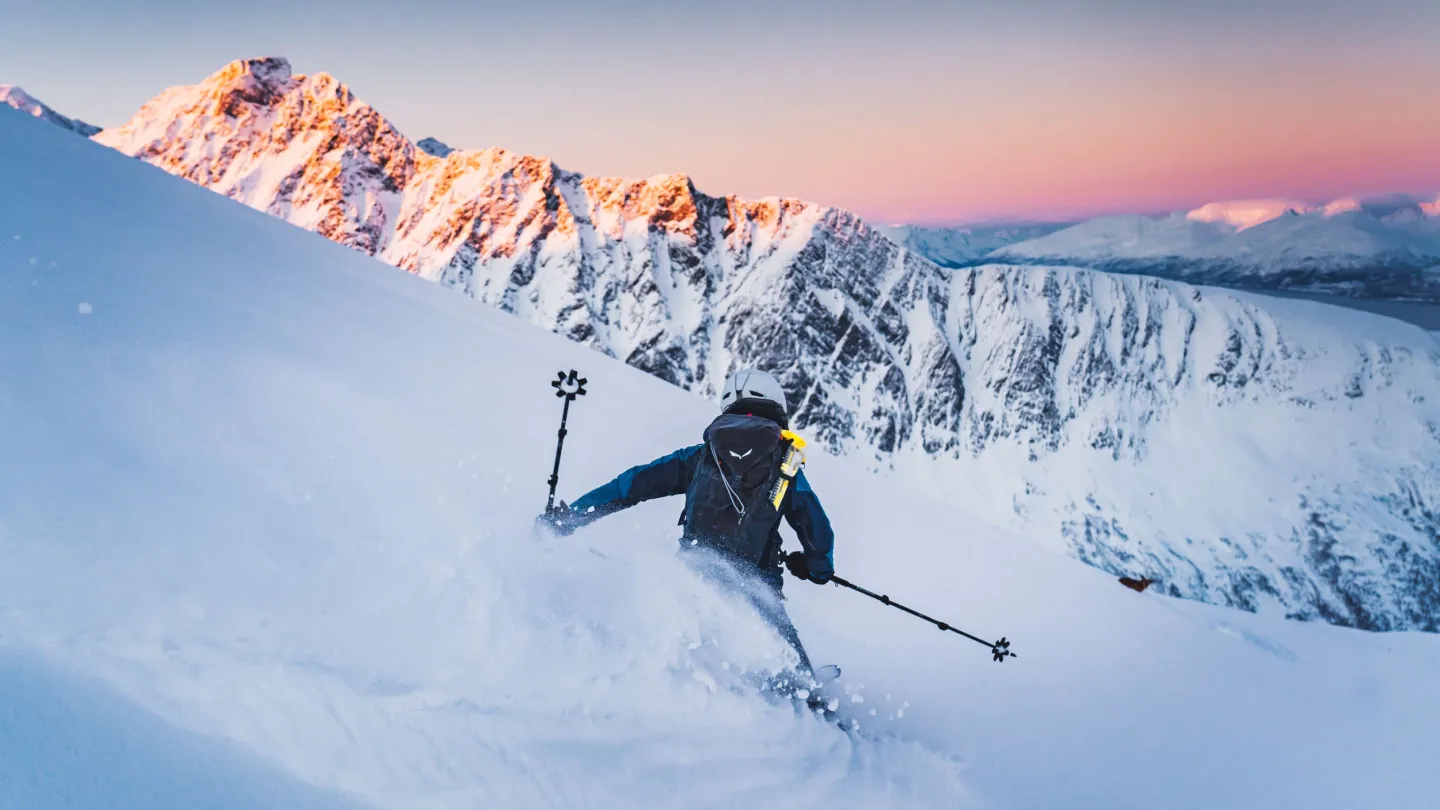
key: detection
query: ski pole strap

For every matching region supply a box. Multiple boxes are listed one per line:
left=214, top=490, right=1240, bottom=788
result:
left=830, top=575, right=1016, bottom=662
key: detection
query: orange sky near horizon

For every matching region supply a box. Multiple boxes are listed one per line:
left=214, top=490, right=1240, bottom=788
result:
left=647, top=29, right=1440, bottom=223
left=2, top=0, right=1437, bottom=224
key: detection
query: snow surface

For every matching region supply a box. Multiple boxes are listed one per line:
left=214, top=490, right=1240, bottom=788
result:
left=0, top=652, right=371, bottom=810
left=3, top=97, right=1440, bottom=810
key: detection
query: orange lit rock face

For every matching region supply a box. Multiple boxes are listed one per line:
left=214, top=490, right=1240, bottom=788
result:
left=103, top=58, right=421, bottom=259
left=99, top=58, right=809, bottom=304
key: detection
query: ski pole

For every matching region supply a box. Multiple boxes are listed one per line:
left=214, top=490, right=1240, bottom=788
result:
left=545, top=369, right=587, bottom=514
left=830, top=575, right=1016, bottom=662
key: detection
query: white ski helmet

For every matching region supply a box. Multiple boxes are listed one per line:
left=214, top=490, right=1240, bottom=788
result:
left=719, top=368, right=788, bottom=414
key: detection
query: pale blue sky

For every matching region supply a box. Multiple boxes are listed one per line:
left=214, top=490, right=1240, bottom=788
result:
left=4, top=0, right=1437, bottom=222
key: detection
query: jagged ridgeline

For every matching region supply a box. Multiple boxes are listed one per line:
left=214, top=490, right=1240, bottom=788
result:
left=1, top=84, right=101, bottom=136
left=93, top=57, right=1440, bottom=632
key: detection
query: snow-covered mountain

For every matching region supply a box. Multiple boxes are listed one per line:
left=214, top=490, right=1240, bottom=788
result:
left=0, top=84, right=99, bottom=136
left=986, top=199, right=1440, bottom=300
left=1187, top=198, right=1317, bottom=230
left=874, top=222, right=1070, bottom=267
left=5, top=99, right=1439, bottom=810
left=92, top=57, right=1440, bottom=634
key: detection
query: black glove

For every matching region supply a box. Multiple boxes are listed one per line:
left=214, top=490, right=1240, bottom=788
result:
left=535, top=501, right=581, bottom=537
left=785, top=551, right=832, bottom=584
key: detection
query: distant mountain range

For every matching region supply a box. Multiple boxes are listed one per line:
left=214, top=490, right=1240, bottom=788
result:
left=886, top=196, right=1440, bottom=301
left=8, top=59, right=1440, bottom=635
left=874, top=222, right=1071, bottom=267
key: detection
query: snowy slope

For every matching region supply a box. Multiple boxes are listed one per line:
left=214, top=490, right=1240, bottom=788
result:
left=989, top=200, right=1440, bottom=300
left=0, top=653, right=370, bottom=810
left=89, top=57, right=1440, bottom=633
left=4, top=98, right=1440, bottom=810
left=0, top=84, right=100, bottom=136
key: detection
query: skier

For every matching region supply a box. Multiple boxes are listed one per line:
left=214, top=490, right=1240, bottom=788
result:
left=537, top=368, right=835, bottom=687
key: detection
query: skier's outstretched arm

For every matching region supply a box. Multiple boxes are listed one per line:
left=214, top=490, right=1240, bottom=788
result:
left=556, top=445, right=703, bottom=531
left=782, top=470, right=835, bottom=583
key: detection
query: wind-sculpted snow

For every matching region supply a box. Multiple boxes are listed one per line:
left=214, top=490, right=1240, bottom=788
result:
left=92, top=57, right=1440, bottom=633
left=5, top=100, right=1440, bottom=810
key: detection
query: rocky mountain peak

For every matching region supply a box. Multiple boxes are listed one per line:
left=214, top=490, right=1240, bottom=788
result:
left=203, top=57, right=296, bottom=108
left=417, top=137, right=454, bottom=157
left=212, top=56, right=293, bottom=88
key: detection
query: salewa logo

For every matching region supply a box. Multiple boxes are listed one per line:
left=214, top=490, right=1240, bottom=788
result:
left=728, top=448, right=753, bottom=460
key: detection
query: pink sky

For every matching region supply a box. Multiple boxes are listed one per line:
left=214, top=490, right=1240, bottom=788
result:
left=664, top=46, right=1440, bottom=224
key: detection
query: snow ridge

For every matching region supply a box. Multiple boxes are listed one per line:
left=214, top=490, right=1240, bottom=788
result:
left=92, top=57, right=1440, bottom=632
left=0, top=84, right=100, bottom=136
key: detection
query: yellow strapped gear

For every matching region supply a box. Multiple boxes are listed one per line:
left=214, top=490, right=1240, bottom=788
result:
left=769, top=430, right=808, bottom=509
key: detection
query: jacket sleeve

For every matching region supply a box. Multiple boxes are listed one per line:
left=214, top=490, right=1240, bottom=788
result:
left=566, top=445, right=703, bottom=527
left=783, top=470, right=835, bottom=580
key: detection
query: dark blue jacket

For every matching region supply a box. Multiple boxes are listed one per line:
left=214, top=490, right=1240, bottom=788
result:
left=567, top=444, right=835, bottom=584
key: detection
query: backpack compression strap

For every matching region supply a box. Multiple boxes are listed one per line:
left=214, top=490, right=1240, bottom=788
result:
left=768, top=430, right=808, bottom=509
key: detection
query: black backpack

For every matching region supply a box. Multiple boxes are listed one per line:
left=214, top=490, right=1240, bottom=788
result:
left=680, top=413, right=801, bottom=565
